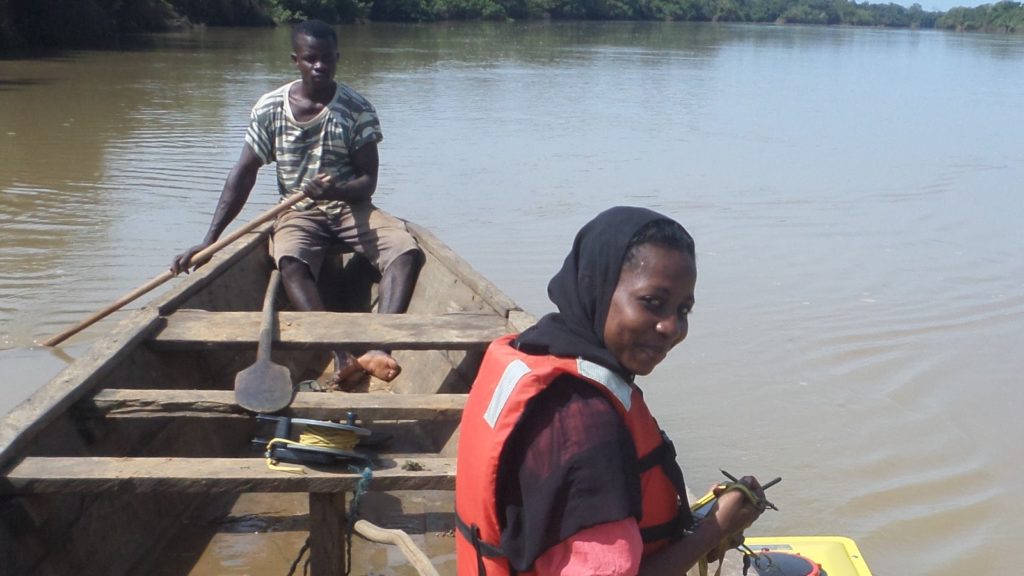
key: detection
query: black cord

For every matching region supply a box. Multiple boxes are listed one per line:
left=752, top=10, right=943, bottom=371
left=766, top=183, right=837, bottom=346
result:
left=285, top=537, right=310, bottom=576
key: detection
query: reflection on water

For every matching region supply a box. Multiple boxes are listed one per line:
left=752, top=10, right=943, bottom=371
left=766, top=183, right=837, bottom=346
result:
left=1, top=21, right=1023, bottom=575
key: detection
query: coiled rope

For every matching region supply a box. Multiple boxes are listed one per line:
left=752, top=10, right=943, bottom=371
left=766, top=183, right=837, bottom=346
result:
left=266, top=425, right=361, bottom=474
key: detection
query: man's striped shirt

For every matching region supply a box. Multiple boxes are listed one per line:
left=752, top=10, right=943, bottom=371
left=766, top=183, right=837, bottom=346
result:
left=245, top=80, right=383, bottom=219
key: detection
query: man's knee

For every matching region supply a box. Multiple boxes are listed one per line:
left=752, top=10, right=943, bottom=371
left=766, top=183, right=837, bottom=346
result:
left=397, top=248, right=424, bottom=269
left=278, top=256, right=315, bottom=280
left=385, top=249, right=424, bottom=278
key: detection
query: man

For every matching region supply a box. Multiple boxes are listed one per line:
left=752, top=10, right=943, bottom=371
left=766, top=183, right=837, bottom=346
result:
left=171, top=19, right=422, bottom=387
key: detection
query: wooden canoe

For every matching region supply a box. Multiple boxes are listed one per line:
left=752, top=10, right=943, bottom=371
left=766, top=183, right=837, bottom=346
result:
left=0, top=221, right=534, bottom=575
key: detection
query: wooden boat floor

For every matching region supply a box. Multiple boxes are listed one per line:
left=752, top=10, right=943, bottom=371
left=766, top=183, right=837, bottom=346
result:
left=157, top=491, right=459, bottom=575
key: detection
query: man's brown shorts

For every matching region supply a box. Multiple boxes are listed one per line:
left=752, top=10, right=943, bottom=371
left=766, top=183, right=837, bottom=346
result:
left=271, top=202, right=419, bottom=280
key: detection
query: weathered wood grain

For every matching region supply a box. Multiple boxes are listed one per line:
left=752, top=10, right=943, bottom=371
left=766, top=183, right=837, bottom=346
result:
left=309, top=492, right=346, bottom=576
left=406, top=222, right=520, bottom=317
left=151, top=311, right=510, bottom=350
left=88, top=389, right=466, bottom=421
left=1, top=456, right=456, bottom=494
left=507, top=309, right=538, bottom=333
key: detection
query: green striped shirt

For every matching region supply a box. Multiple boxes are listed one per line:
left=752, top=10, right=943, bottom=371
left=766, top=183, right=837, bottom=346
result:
left=245, top=80, right=383, bottom=219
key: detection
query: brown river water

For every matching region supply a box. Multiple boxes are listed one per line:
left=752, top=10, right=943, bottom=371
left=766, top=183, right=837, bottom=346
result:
left=2, top=22, right=1023, bottom=574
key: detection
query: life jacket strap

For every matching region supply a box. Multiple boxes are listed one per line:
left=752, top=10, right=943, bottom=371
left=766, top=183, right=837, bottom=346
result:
left=636, top=430, right=695, bottom=541
left=456, top=511, right=506, bottom=575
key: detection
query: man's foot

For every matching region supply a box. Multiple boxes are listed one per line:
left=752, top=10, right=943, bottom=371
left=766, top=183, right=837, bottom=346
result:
left=324, top=350, right=401, bottom=390
left=357, top=350, right=401, bottom=382
left=323, top=351, right=366, bottom=391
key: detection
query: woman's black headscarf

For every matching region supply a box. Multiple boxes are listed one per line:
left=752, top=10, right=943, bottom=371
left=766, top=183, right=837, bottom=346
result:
left=515, top=206, right=682, bottom=378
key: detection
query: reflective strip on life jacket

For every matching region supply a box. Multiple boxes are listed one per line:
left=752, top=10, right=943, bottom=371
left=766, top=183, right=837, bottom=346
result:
left=484, top=356, right=632, bottom=428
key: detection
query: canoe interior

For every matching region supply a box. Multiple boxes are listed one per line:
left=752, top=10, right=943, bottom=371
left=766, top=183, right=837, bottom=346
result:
left=0, top=222, right=533, bottom=576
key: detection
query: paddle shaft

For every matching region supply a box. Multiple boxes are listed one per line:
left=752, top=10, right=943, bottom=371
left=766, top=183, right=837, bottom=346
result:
left=257, top=270, right=281, bottom=362
left=42, top=191, right=306, bottom=347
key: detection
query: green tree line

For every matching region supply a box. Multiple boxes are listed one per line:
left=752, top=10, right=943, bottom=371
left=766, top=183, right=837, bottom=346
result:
left=2, top=0, right=1022, bottom=50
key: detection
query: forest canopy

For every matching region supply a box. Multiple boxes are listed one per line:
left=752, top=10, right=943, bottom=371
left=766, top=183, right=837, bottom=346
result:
left=1, top=0, right=1022, bottom=50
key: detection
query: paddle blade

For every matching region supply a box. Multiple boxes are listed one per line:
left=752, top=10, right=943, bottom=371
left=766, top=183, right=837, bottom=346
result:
left=234, top=360, right=294, bottom=414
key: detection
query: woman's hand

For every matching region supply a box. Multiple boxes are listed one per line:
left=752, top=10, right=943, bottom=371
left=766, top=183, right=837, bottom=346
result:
left=638, top=475, right=766, bottom=575
left=710, top=475, right=766, bottom=536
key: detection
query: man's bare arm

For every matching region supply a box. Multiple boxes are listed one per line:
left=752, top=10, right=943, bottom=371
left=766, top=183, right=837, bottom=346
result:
left=170, top=144, right=262, bottom=273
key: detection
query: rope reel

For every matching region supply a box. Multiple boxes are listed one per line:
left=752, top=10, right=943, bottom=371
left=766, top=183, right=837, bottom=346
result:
left=264, top=414, right=381, bottom=575
left=253, top=413, right=375, bottom=472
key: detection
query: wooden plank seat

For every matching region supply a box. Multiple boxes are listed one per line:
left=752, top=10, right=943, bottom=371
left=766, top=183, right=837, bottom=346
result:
left=152, top=311, right=510, bottom=350
left=87, top=390, right=467, bottom=421
left=0, top=456, right=456, bottom=494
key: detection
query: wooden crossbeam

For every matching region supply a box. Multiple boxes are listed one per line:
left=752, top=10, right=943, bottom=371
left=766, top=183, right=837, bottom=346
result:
left=88, top=390, right=466, bottom=421
left=1, top=456, right=456, bottom=494
left=152, top=311, right=509, bottom=350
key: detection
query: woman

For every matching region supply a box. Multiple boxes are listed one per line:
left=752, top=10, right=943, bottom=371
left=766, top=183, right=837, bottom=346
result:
left=456, top=206, right=765, bottom=575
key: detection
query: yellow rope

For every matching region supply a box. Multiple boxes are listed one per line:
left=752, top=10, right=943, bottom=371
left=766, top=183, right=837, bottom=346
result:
left=299, top=426, right=360, bottom=451
left=265, top=426, right=361, bottom=474
left=266, top=438, right=306, bottom=474
left=694, top=482, right=766, bottom=576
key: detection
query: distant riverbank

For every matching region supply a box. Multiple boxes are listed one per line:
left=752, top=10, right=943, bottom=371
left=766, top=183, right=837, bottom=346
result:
left=2, top=0, right=1022, bottom=51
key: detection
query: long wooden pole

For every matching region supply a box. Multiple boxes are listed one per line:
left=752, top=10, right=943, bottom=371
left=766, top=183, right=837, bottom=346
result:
left=42, top=192, right=306, bottom=347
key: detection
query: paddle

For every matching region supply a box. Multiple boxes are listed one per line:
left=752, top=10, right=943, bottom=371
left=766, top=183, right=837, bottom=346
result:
left=235, top=269, right=294, bottom=413
left=42, top=191, right=307, bottom=347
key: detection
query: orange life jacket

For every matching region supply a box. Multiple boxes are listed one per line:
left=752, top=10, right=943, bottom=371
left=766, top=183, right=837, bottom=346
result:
left=455, top=335, right=692, bottom=576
